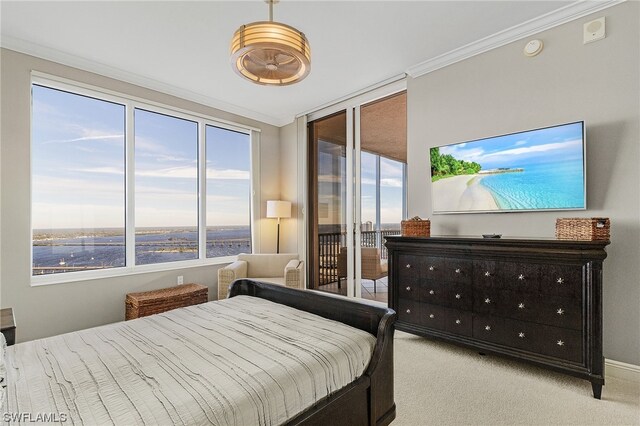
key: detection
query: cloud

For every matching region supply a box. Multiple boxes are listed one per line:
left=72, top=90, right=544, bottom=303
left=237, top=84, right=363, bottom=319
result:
left=136, top=166, right=197, bottom=179
left=32, top=175, right=124, bottom=197
left=42, top=132, right=123, bottom=145
left=484, top=139, right=582, bottom=158
left=77, top=164, right=249, bottom=180
left=40, top=121, right=124, bottom=146
left=380, top=158, right=404, bottom=177
left=441, top=139, right=582, bottom=165
left=361, top=178, right=376, bottom=186
left=207, top=168, right=250, bottom=180
left=514, top=140, right=527, bottom=146
left=381, top=178, right=403, bottom=188
left=74, top=166, right=124, bottom=175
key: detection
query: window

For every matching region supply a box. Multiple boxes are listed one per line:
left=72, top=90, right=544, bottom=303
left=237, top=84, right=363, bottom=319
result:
left=31, top=79, right=255, bottom=280
left=32, top=85, right=126, bottom=275
left=380, top=156, right=405, bottom=228
left=134, top=109, right=199, bottom=265
left=205, top=125, right=252, bottom=257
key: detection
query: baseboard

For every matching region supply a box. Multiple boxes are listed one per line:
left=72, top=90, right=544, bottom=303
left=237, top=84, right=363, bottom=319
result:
left=605, top=359, right=640, bottom=383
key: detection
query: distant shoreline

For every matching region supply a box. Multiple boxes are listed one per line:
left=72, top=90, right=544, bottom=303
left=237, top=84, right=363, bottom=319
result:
left=432, top=174, right=500, bottom=211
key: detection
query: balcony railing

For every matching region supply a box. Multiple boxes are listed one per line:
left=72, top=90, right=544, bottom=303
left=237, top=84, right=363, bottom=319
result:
left=318, top=229, right=401, bottom=286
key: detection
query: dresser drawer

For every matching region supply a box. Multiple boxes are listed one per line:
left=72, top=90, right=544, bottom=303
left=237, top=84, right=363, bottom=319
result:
left=397, top=298, right=421, bottom=324
left=398, top=281, right=420, bottom=301
left=421, top=303, right=473, bottom=337
left=474, top=260, right=540, bottom=294
left=397, top=254, right=434, bottom=284
left=473, top=315, right=582, bottom=363
left=420, top=281, right=472, bottom=310
left=540, top=264, right=583, bottom=298
left=398, top=255, right=471, bottom=284
left=473, top=289, right=582, bottom=330
left=438, top=258, right=472, bottom=284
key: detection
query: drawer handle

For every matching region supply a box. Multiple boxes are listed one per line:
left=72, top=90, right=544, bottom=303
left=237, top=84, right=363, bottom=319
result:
left=557, top=308, right=565, bottom=315
left=484, top=298, right=491, bottom=304
left=455, top=319, right=461, bottom=324
left=485, top=325, right=491, bottom=331
left=406, top=309, right=411, bottom=314
left=518, top=302, right=525, bottom=309
left=406, top=286, right=411, bottom=291
left=455, top=293, right=461, bottom=299
left=406, top=264, right=412, bottom=269
left=518, top=332, right=525, bottom=338
left=429, top=290, right=435, bottom=295
left=429, top=313, right=435, bottom=319
left=428, top=265, right=435, bottom=271
left=556, top=277, right=564, bottom=284
left=455, top=268, right=461, bottom=274
left=557, top=340, right=565, bottom=346
left=518, top=274, right=525, bottom=281
left=484, top=271, right=492, bottom=277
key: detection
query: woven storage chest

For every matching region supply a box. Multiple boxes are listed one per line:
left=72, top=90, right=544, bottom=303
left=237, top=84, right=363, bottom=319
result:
left=401, top=217, right=431, bottom=237
left=126, top=283, right=208, bottom=320
left=555, top=217, right=610, bottom=241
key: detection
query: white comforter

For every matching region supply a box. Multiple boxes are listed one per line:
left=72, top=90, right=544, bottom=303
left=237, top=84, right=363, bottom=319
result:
left=2, top=296, right=376, bottom=425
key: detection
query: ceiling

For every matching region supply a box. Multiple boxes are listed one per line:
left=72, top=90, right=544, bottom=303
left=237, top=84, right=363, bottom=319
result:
left=1, top=1, right=590, bottom=127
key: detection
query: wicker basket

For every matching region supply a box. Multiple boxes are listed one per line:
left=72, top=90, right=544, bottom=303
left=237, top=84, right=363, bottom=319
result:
left=555, top=218, right=610, bottom=241
left=401, top=217, right=431, bottom=237
left=125, top=283, right=208, bottom=320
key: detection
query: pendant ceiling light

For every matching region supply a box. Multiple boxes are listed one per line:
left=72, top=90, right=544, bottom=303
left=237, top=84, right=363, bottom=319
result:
left=230, top=0, right=311, bottom=86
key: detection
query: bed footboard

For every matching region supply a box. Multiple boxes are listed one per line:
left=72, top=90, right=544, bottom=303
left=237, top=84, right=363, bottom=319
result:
left=229, top=279, right=397, bottom=426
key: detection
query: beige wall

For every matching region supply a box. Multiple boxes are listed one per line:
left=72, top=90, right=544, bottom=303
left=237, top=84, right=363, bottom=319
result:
left=0, top=49, right=281, bottom=342
left=407, top=2, right=639, bottom=365
left=278, top=121, right=301, bottom=255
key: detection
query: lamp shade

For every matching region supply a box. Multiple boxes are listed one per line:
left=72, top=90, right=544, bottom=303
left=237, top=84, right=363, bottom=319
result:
left=266, top=200, right=291, bottom=219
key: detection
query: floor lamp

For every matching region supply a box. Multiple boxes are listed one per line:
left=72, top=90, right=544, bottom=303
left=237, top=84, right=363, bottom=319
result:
left=266, top=200, right=291, bottom=254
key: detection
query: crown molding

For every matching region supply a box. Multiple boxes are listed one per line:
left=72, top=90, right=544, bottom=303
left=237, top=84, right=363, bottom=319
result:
left=0, top=35, right=288, bottom=127
left=406, top=0, right=626, bottom=78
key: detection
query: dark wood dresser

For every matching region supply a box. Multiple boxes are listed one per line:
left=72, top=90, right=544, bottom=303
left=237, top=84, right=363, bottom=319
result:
left=385, top=236, right=609, bottom=398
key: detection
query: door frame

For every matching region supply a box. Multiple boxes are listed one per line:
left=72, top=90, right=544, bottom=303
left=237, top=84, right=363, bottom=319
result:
left=304, top=79, right=406, bottom=299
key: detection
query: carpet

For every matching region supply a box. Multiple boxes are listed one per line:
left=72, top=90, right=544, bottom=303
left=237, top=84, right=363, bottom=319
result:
left=393, top=332, right=640, bottom=425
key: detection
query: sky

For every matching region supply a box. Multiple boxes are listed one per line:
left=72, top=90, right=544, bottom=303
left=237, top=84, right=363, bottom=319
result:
left=438, top=122, right=584, bottom=170
left=32, top=85, right=251, bottom=230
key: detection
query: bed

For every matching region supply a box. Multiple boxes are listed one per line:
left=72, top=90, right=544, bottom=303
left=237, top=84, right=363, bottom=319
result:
left=1, top=279, right=396, bottom=425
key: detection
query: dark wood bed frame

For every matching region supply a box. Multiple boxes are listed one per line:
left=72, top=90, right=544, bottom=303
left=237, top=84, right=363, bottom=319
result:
left=228, top=279, right=397, bottom=426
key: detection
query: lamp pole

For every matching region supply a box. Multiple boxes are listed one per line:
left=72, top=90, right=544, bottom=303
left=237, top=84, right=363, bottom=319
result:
left=276, top=216, right=281, bottom=254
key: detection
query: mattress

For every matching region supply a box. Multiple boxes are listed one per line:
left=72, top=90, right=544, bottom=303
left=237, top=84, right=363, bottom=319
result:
left=2, top=296, right=376, bottom=425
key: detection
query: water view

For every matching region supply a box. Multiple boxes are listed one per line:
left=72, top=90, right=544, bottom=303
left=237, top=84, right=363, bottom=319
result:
left=33, top=226, right=251, bottom=275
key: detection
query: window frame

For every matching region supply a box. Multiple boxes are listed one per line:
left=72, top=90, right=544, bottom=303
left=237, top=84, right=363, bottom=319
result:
left=30, top=73, right=260, bottom=286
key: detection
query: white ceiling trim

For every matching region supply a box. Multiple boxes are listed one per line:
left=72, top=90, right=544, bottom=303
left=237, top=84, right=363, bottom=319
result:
left=406, top=0, right=626, bottom=78
left=0, top=35, right=287, bottom=127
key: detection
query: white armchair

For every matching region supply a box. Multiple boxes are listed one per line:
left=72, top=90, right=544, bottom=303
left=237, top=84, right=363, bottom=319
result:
left=217, top=253, right=303, bottom=299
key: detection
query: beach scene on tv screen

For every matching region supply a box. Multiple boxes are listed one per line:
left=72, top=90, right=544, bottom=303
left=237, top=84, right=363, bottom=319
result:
left=430, top=122, right=585, bottom=212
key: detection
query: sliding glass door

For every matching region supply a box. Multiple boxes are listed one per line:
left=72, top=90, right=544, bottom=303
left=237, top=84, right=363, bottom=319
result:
left=307, top=91, right=407, bottom=304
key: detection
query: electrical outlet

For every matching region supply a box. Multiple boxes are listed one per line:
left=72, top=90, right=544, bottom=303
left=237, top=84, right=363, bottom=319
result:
left=177, top=275, right=184, bottom=285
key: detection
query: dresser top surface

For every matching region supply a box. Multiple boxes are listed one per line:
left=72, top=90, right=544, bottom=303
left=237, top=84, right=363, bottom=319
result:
left=385, top=235, right=610, bottom=250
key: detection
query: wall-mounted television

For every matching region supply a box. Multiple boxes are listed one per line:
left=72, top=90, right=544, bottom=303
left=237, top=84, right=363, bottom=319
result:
left=430, top=121, right=586, bottom=214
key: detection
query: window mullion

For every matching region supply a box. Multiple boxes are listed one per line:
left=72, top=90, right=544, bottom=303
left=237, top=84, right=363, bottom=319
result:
left=125, top=102, right=136, bottom=267
left=198, top=121, right=207, bottom=260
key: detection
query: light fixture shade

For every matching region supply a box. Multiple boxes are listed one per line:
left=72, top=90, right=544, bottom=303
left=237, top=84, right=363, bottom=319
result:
left=230, top=21, right=311, bottom=86
left=266, top=200, right=292, bottom=219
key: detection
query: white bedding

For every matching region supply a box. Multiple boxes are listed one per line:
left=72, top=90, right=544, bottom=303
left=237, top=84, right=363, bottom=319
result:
left=2, top=296, right=376, bottom=425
